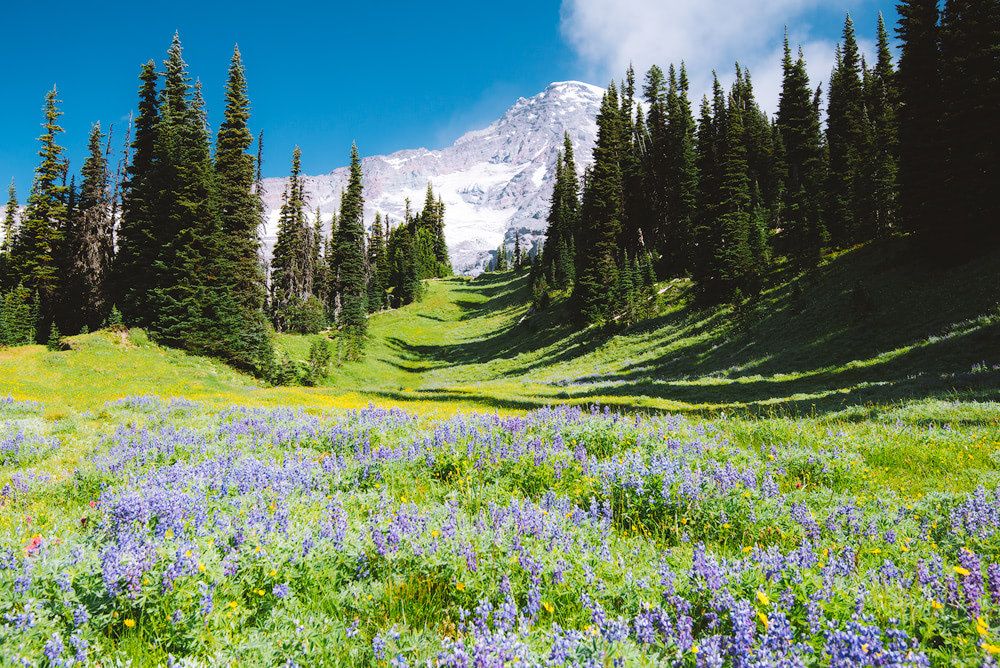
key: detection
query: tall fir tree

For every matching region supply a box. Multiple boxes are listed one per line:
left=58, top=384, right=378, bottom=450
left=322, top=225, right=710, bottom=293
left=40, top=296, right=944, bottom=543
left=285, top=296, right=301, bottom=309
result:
left=367, top=212, right=387, bottom=313
left=114, top=60, right=160, bottom=325
left=574, top=82, right=625, bottom=323
left=213, top=45, right=273, bottom=371
left=664, top=63, right=699, bottom=276
left=65, top=123, right=114, bottom=332
left=776, top=37, right=827, bottom=265
left=334, top=143, right=367, bottom=361
left=270, top=147, right=313, bottom=331
left=939, top=0, right=1000, bottom=251
left=866, top=12, right=899, bottom=240
left=825, top=14, right=868, bottom=247
left=13, top=87, right=69, bottom=337
left=896, top=0, right=946, bottom=251
left=0, top=181, right=17, bottom=289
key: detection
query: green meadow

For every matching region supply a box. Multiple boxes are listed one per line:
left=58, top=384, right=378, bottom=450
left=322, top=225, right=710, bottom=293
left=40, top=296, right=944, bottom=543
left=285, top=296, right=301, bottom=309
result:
left=2, top=238, right=999, bottom=666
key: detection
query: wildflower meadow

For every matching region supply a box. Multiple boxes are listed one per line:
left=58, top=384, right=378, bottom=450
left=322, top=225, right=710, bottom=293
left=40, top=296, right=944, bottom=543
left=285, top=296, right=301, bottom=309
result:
left=2, top=392, right=1000, bottom=666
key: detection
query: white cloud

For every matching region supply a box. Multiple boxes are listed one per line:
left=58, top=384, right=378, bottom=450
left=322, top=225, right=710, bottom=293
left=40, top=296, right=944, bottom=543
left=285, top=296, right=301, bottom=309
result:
left=560, top=0, right=878, bottom=117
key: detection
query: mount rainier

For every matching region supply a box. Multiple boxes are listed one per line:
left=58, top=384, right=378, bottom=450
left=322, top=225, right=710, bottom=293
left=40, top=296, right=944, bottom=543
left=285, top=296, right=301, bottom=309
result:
left=259, top=81, right=603, bottom=275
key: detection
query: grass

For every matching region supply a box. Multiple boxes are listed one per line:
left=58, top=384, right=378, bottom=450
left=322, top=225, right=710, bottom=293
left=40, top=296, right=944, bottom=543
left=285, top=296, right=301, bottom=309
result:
left=0, top=236, right=998, bottom=665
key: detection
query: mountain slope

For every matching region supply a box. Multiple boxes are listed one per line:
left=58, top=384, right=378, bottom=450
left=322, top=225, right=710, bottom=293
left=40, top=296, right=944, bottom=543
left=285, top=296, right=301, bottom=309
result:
left=259, top=81, right=603, bottom=274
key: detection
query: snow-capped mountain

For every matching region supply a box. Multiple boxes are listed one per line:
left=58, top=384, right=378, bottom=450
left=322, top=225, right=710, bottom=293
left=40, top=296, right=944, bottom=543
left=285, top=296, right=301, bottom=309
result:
left=259, top=81, right=603, bottom=275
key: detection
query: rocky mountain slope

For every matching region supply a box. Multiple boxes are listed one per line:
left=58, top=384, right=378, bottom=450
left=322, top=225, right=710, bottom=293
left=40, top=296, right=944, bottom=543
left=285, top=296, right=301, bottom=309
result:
left=259, top=81, right=603, bottom=274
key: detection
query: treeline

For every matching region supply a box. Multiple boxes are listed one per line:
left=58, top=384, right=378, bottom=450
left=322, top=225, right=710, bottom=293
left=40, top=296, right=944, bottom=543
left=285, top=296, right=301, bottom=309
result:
left=0, top=33, right=452, bottom=373
left=267, top=151, right=451, bottom=352
left=529, top=2, right=998, bottom=323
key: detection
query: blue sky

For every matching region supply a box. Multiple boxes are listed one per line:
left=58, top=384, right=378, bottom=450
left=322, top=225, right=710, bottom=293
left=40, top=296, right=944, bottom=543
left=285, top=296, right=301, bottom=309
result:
left=1, top=0, right=899, bottom=195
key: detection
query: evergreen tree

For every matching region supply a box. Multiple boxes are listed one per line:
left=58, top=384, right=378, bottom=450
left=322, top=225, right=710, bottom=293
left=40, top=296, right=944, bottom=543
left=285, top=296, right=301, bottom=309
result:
left=270, top=147, right=313, bottom=331
left=574, top=82, right=625, bottom=323
left=334, top=143, right=367, bottom=361
left=716, top=80, right=753, bottom=300
left=776, top=37, right=827, bottom=265
left=866, top=12, right=899, bottom=239
left=114, top=60, right=160, bottom=325
left=0, top=181, right=17, bottom=289
left=825, top=14, right=868, bottom=247
left=939, top=0, right=1000, bottom=251
left=0, top=285, right=34, bottom=347
left=367, top=213, right=387, bottom=313
left=13, top=87, right=69, bottom=338
left=664, top=64, right=699, bottom=275
left=66, top=123, right=114, bottom=332
left=896, top=0, right=945, bottom=248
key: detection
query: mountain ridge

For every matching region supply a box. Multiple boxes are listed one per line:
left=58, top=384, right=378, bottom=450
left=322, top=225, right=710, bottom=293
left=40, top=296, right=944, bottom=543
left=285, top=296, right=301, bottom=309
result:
left=259, top=81, right=604, bottom=275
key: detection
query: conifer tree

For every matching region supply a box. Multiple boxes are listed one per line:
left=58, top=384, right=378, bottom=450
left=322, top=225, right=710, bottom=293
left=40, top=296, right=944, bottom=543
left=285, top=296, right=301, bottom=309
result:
left=896, top=0, right=945, bottom=248
left=866, top=12, right=899, bottom=239
left=825, top=14, right=868, bottom=247
left=0, top=181, right=17, bottom=289
left=367, top=212, right=387, bottom=313
left=574, top=82, right=625, bottom=323
left=334, top=143, right=367, bottom=361
left=270, top=147, right=313, bottom=331
left=65, top=123, right=114, bottom=332
left=211, top=45, right=274, bottom=371
left=776, top=37, right=827, bottom=264
left=114, top=60, right=160, bottom=325
left=939, top=0, right=1000, bottom=250
left=664, top=64, right=699, bottom=275
left=14, top=87, right=69, bottom=338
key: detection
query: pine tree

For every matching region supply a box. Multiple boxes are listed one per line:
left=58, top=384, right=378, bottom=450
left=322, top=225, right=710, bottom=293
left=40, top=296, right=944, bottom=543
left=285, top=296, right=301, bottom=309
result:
left=664, top=63, right=699, bottom=275
left=334, top=143, right=367, bottom=361
left=212, top=45, right=273, bottom=371
left=825, top=14, right=868, bottom=247
left=367, top=212, right=387, bottom=313
left=939, top=0, right=1000, bottom=251
left=866, top=12, right=899, bottom=239
left=574, top=82, right=625, bottom=323
left=114, top=60, right=160, bottom=325
left=0, top=181, right=18, bottom=289
left=13, top=87, right=69, bottom=338
left=66, top=123, right=114, bottom=332
left=776, top=37, right=827, bottom=265
left=270, top=147, right=313, bottom=331
left=896, top=0, right=945, bottom=249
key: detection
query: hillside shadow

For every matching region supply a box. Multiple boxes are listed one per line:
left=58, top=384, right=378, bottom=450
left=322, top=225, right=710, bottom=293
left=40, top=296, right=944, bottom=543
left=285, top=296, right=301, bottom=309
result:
left=379, top=241, right=999, bottom=416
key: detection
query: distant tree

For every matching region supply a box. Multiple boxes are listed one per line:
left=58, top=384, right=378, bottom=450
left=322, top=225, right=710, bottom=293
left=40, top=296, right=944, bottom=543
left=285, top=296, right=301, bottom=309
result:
left=865, top=12, right=899, bottom=240
left=270, top=147, right=314, bottom=331
left=0, top=285, right=34, bottom=346
left=367, top=212, right=387, bottom=313
left=663, top=64, right=699, bottom=275
left=825, top=15, right=868, bottom=248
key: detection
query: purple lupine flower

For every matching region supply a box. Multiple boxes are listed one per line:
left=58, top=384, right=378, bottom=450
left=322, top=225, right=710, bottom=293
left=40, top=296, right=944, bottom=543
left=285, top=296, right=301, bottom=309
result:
left=73, top=604, right=89, bottom=628
left=273, top=583, right=290, bottom=599
left=43, top=632, right=64, bottom=664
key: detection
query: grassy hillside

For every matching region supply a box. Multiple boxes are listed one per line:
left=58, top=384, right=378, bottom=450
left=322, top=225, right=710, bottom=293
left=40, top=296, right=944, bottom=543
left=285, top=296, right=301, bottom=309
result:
left=1, top=235, right=998, bottom=419
left=2, top=237, right=1000, bottom=667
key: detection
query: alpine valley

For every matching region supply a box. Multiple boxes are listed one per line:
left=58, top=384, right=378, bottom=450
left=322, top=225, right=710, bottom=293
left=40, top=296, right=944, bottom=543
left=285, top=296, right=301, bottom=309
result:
left=259, top=81, right=603, bottom=275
